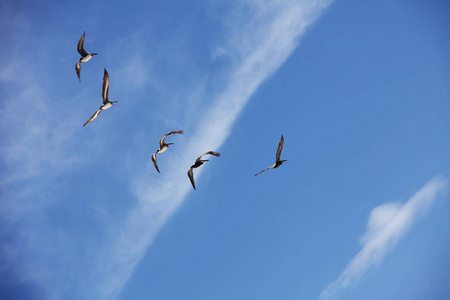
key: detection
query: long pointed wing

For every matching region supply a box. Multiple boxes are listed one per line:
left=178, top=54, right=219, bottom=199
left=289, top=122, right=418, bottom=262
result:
left=102, top=69, right=109, bottom=104
left=159, top=130, right=184, bottom=148
left=254, top=165, right=275, bottom=176
left=199, top=151, right=221, bottom=159
left=187, top=168, right=196, bottom=190
left=83, top=109, right=102, bottom=126
left=275, top=135, right=284, bottom=162
left=151, top=152, right=160, bottom=173
left=75, top=62, right=81, bottom=81
left=77, top=31, right=88, bottom=57
left=196, top=150, right=220, bottom=163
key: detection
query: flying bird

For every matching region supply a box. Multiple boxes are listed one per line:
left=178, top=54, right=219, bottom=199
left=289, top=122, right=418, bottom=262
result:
left=254, top=135, right=287, bottom=176
left=75, top=31, right=99, bottom=81
left=151, top=130, right=184, bottom=173
left=187, top=151, right=221, bottom=190
left=83, top=69, right=118, bottom=126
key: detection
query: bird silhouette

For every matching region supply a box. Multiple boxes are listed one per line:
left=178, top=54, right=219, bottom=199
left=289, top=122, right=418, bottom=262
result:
left=151, top=130, right=184, bottom=173
left=187, top=151, right=221, bottom=190
left=254, top=135, right=287, bottom=176
left=83, top=69, right=118, bottom=126
left=75, top=31, right=99, bottom=81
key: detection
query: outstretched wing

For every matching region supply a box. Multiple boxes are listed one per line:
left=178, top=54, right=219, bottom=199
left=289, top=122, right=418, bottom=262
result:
left=159, top=130, right=184, bottom=148
left=196, top=150, right=220, bottom=163
left=254, top=164, right=275, bottom=176
left=83, top=109, right=102, bottom=126
left=275, top=135, right=284, bottom=162
left=166, top=130, right=184, bottom=135
left=187, top=168, right=196, bottom=190
left=77, top=31, right=88, bottom=57
left=102, top=69, right=109, bottom=104
left=151, top=152, right=160, bottom=173
left=200, top=150, right=221, bottom=158
left=75, top=62, right=81, bottom=81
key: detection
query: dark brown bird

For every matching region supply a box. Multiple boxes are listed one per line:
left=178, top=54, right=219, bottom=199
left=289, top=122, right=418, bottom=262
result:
left=83, top=69, right=118, bottom=126
left=151, top=130, right=184, bottom=173
left=75, top=31, right=99, bottom=81
left=187, top=151, right=221, bottom=190
left=254, top=135, right=287, bottom=176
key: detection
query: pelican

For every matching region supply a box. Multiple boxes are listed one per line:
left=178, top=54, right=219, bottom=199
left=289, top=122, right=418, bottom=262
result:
left=83, top=69, right=118, bottom=126
left=187, top=151, right=221, bottom=190
left=151, top=130, right=184, bottom=173
left=75, top=31, right=99, bottom=81
left=254, top=135, right=287, bottom=176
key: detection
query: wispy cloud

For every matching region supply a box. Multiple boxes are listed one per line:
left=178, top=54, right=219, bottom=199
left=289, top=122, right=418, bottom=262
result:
left=319, top=177, right=449, bottom=300
left=0, top=1, right=333, bottom=299
left=90, top=1, right=333, bottom=298
left=0, top=15, right=114, bottom=300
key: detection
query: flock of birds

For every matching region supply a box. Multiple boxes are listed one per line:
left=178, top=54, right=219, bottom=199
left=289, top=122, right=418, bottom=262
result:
left=75, top=31, right=287, bottom=190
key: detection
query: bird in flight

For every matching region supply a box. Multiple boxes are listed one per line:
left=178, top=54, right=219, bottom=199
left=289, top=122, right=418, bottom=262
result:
left=254, top=135, right=287, bottom=176
left=75, top=31, right=99, bottom=81
left=151, top=130, right=184, bottom=173
left=83, top=69, right=118, bottom=126
left=187, top=151, right=221, bottom=190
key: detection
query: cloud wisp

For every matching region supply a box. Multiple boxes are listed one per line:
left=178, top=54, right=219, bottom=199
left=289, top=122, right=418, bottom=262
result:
left=319, top=177, right=448, bottom=300
left=91, top=1, right=334, bottom=298
left=0, top=1, right=333, bottom=299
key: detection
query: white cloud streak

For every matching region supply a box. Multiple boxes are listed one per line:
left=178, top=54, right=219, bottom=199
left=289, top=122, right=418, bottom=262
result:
left=319, top=177, right=449, bottom=300
left=0, top=1, right=332, bottom=299
left=90, top=1, right=333, bottom=298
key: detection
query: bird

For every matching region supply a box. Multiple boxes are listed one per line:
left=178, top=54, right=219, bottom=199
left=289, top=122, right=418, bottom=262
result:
left=151, top=130, right=184, bottom=173
left=75, top=31, right=99, bottom=81
left=83, top=69, right=118, bottom=126
left=254, top=135, right=287, bottom=176
left=187, top=151, right=221, bottom=190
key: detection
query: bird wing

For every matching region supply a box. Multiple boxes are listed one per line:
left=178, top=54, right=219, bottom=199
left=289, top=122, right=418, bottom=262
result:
left=83, top=109, right=102, bottom=126
left=102, top=69, right=109, bottom=104
left=254, top=164, right=275, bottom=176
left=201, top=150, right=221, bottom=158
left=187, top=168, right=196, bottom=190
left=75, top=62, right=81, bottom=81
left=275, top=135, right=284, bottom=162
left=165, top=130, right=184, bottom=135
left=159, top=130, right=184, bottom=148
left=195, top=150, right=220, bottom=163
left=151, top=152, right=160, bottom=173
left=77, top=31, right=88, bottom=57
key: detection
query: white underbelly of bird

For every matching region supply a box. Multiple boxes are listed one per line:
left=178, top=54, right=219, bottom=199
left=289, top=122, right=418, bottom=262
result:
left=158, top=146, right=169, bottom=153
left=101, top=102, right=113, bottom=110
left=81, top=55, right=93, bottom=62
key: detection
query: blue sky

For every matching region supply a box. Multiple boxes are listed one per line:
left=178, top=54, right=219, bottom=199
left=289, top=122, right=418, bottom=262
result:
left=1, top=0, right=449, bottom=299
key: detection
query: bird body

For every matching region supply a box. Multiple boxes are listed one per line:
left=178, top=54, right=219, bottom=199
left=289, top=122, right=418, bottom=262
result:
left=100, top=102, right=114, bottom=110
left=187, top=151, right=221, bottom=190
left=254, top=135, right=287, bottom=176
left=80, top=53, right=97, bottom=63
left=83, top=69, right=118, bottom=126
left=157, top=145, right=171, bottom=154
left=191, top=160, right=206, bottom=168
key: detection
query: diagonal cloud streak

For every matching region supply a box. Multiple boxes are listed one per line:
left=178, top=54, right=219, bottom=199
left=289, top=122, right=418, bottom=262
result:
left=0, top=1, right=333, bottom=299
left=319, top=177, right=449, bottom=300
left=91, top=1, right=334, bottom=298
